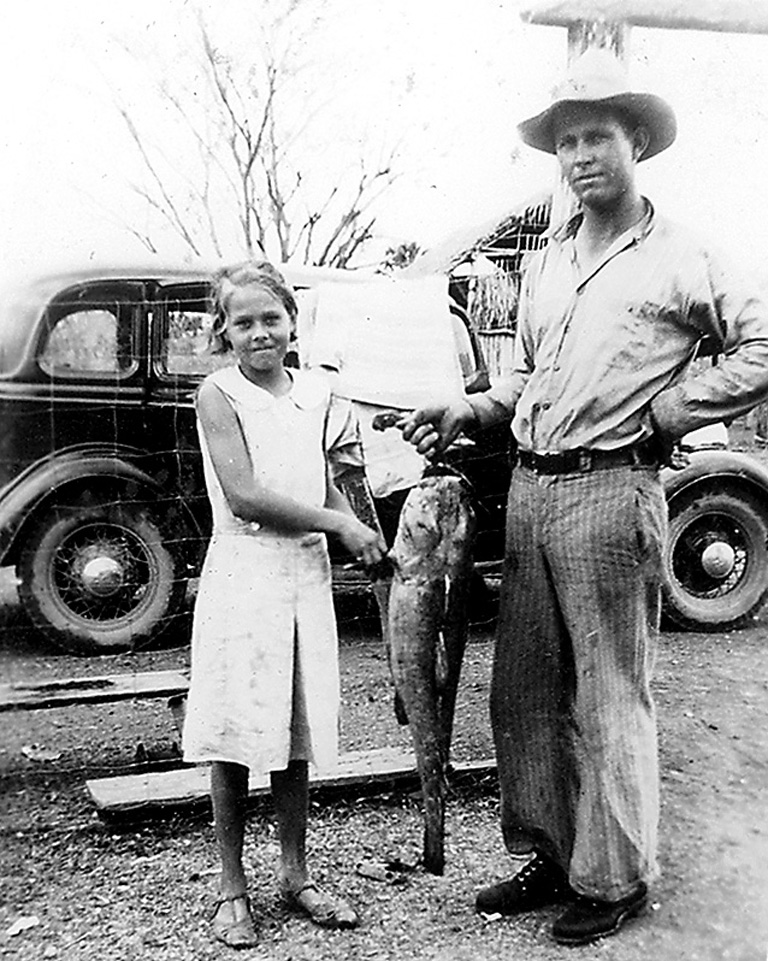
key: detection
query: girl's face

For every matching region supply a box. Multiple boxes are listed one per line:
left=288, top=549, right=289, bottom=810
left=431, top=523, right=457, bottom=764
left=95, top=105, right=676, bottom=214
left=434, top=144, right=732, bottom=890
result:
left=224, top=285, right=293, bottom=377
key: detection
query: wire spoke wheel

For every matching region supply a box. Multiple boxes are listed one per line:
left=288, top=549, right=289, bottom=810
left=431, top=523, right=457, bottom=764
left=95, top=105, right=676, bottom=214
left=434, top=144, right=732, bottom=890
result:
left=662, top=484, right=768, bottom=632
left=51, top=522, right=156, bottom=620
left=18, top=490, right=187, bottom=654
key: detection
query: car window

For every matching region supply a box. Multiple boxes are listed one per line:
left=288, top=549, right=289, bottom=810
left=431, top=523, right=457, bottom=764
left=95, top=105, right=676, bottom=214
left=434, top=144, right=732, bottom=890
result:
left=39, top=308, right=137, bottom=378
left=165, top=307, right=231, bottom=376
left=158, top=286, right=232, bottom=377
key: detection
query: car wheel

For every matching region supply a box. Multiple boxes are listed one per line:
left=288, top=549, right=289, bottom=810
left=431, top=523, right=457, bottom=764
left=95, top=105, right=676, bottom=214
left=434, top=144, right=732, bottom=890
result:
left=18, top=489, right=187, bottom=655
left=662, top=483, right=768, bottom=632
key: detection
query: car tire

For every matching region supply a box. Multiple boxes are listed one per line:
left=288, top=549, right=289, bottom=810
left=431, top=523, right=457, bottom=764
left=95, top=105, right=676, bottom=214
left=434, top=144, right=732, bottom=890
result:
left=17, top=488, right=188, bottom=655
left=662, top=483, right=768, bottom=632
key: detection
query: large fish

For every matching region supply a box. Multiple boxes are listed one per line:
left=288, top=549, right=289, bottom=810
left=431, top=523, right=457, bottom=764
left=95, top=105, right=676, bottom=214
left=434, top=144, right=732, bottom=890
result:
left=372, top=415, right=477, bottom=874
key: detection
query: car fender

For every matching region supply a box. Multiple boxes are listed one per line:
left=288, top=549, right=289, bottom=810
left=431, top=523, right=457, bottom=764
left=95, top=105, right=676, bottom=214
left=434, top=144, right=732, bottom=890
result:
left=0, top=446, right=201, bottom=567
left=661, top=448, right=768, bottom=512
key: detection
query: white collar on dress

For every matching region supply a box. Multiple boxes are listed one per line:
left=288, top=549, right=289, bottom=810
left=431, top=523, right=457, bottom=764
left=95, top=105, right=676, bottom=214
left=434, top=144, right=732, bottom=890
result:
left=209, top=364, right=330, bottom=411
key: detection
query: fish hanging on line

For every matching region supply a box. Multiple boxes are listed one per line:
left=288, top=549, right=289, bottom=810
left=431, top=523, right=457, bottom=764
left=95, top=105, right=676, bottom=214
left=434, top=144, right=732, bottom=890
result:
left=372, top=410, right=477, bottom=875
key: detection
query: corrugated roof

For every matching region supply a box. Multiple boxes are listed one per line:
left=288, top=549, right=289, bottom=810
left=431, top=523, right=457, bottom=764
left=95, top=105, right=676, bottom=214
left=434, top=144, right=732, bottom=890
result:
left=401, top=191, right=552, bottom=278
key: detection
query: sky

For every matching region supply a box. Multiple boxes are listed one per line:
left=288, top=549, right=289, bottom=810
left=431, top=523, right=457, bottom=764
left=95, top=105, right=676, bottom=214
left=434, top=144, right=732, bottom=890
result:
left=3, top=0, right=768, bottom=281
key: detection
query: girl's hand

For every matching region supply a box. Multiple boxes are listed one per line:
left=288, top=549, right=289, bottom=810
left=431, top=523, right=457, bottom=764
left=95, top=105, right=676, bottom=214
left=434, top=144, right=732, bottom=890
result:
left=337, top=517, right=387, bottom=567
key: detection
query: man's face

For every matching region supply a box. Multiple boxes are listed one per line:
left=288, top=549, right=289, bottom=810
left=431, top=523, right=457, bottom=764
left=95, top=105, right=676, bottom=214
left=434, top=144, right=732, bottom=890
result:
left=552, top=104, right=644, bottom=211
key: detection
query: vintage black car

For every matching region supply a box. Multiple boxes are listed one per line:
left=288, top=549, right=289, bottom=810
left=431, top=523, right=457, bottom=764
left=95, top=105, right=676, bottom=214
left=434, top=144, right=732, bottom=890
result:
left=1, top=264, right=767, bottom=655
left=0, top=264, right=509, bottom=655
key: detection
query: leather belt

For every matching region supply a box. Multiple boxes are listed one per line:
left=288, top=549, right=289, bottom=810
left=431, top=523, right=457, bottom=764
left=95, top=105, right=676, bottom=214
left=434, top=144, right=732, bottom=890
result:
left=516, top=439, right=659, bottom=475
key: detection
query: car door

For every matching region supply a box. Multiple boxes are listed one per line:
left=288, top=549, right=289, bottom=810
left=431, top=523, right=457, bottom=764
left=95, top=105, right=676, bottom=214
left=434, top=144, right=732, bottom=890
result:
left=146, top=279, right=226, bottom=542
left=19, top=280, right=150, bottom=466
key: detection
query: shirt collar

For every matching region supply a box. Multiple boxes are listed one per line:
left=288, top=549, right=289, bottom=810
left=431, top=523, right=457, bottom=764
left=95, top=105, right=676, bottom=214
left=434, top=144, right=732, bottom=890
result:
left=228, top=366, right=328, bottom=411
left=550, top=196, right=656, bottom=247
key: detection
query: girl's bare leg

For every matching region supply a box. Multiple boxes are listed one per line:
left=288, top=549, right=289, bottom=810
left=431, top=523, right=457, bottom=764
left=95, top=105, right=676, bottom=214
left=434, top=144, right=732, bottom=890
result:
left=271, top=759, right=310, bottom=891
left=210, top=760, right=257, bottom=943
left=271, top=760, right=358, bottom=928
left=212, top=760, right=249, bottom=895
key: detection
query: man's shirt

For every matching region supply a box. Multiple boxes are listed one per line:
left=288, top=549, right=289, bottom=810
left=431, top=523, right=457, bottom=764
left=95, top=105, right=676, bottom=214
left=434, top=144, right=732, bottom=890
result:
left=468, top=201, right=768, bottom=452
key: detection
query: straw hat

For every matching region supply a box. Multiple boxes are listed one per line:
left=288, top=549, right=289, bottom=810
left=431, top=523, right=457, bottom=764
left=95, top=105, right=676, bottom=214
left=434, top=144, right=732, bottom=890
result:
left=518, top=48, right=677, bottom=161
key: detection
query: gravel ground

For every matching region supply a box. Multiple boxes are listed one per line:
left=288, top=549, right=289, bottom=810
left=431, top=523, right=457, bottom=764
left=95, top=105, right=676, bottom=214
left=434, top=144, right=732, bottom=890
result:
left=1, top=422, right=768, bottom=960
left=1, top=599, right=768, bottom=961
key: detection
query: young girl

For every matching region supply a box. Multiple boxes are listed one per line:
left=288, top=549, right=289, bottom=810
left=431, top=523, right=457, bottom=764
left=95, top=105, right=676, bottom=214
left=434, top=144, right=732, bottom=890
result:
left=182, top=261, right=385, bottom=949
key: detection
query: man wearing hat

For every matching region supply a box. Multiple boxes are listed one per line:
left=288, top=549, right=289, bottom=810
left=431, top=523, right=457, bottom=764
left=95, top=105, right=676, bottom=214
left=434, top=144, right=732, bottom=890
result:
left=402, top=49, right=768, bottom=945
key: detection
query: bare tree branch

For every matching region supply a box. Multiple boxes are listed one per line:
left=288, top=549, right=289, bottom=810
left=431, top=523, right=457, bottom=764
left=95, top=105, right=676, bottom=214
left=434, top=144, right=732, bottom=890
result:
left=125, top=226, right=160, bottom=255
left=112, top=1, right=400, bottom=266
left=119, top=107, right=202, bottom=256
left=315, top=160, right=397, bottom=266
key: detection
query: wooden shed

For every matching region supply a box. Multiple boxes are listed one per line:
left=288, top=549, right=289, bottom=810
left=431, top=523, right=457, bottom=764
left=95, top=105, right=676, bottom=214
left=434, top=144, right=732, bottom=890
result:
left=403, top=192, right=552, bottom=378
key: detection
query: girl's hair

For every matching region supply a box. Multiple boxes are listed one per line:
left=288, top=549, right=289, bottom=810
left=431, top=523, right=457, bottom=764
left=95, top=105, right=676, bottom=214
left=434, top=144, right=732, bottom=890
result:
left=209, top=260, right=299, bottom=354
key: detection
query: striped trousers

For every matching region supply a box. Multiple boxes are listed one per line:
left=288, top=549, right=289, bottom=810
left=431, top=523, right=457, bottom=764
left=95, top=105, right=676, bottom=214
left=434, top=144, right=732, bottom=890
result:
left=492, top=463, right=667, bottom=901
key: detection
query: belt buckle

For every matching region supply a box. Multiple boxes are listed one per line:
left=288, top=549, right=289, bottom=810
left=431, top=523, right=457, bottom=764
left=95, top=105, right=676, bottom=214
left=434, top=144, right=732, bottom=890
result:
left=578, top=450, right=592, bottom=473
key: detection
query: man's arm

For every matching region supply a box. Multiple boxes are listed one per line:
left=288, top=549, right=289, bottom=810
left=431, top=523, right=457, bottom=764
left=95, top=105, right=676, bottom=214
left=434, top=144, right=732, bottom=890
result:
left=469, top=265, right=536, bottom=425
left=402, top=269, right=537, bottom=455
left=652, top=249, right=768, bottom=440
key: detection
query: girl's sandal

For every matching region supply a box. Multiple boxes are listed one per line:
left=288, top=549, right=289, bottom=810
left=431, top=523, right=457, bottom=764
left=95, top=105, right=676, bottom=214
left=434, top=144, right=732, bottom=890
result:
left=284, top=882, right=359, bottom=929
left=211, top=893, right=259, bottom=949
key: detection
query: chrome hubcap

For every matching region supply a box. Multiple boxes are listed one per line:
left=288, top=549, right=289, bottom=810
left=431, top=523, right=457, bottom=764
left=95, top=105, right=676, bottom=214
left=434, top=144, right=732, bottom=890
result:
left=79, top=554, right=127, bottom=597
left=700, top=540, right=736, bottom=579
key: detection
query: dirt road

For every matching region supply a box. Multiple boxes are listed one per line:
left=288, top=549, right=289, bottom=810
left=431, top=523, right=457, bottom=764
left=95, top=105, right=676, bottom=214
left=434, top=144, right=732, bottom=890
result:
left=0, top=528, right=768, bottom=961
left=1, top=578, right=767, bottom=961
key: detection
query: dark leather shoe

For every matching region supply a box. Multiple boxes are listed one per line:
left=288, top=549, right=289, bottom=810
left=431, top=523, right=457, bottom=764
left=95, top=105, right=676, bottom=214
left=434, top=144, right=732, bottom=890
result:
left=475, top=853, right=572, bottom=916
left=551, top=882, right=648, bottom=945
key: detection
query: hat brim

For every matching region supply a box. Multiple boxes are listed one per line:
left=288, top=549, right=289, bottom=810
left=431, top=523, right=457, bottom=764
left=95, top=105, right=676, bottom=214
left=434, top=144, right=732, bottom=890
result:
left=518, top=92, right=677, bottom=161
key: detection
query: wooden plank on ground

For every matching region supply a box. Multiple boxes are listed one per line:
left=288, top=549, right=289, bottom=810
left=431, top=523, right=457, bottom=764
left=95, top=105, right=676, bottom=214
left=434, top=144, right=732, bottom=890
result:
left=86, top=747, right=497, bottom=818
left=0, top=670, right=189, bottom=712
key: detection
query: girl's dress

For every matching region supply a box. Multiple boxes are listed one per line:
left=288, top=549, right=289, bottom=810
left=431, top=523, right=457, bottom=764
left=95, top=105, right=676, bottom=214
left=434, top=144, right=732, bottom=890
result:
left=182, top=365, right=358, bottom=775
